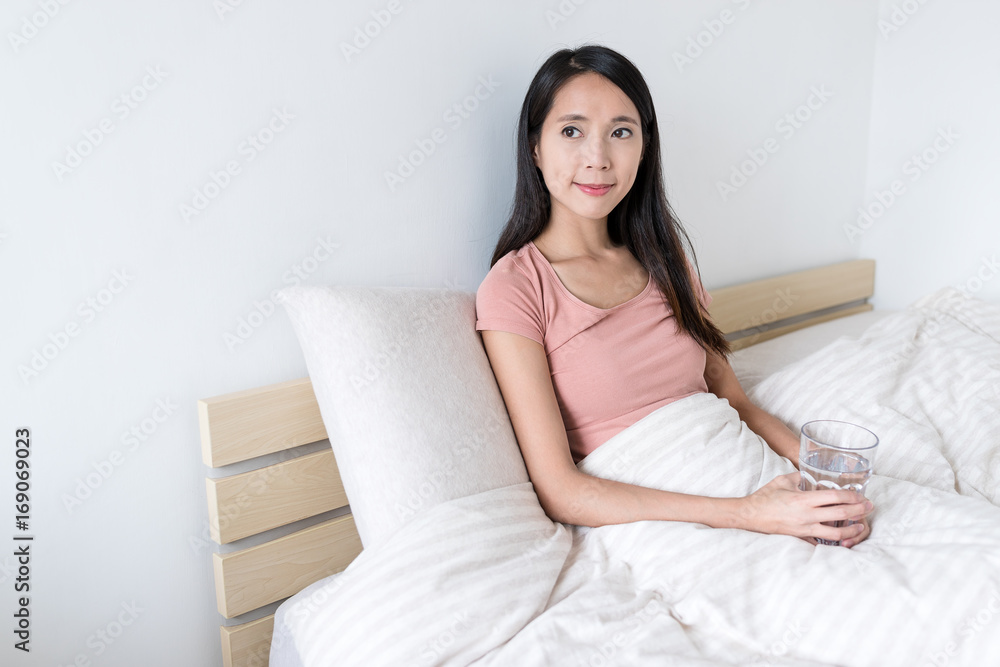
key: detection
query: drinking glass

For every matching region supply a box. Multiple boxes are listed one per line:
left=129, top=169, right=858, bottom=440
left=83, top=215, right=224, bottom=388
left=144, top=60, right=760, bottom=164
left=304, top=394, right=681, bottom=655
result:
left=798, top=420, right=879, bottom=546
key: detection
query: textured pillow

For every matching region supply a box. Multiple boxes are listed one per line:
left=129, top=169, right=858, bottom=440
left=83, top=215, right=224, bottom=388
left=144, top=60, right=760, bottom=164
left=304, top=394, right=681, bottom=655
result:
left=278, top=286, right=530, bottom=549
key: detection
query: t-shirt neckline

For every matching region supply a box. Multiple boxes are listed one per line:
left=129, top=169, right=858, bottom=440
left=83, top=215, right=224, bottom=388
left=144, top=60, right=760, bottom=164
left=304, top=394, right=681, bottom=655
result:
left=527, top=240, right=653, bottom=313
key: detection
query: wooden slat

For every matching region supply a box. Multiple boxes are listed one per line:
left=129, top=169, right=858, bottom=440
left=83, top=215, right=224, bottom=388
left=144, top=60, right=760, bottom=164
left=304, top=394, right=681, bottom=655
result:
left=200, top=377, right=327, bottom=467
left=221, top=616, right=274, bottom=667
left=708, top=259, right=875, bottom=335
left=213, top=514, right=362, bottom=619
left=206, top=450, right=348, bottom=544
left=728, top=303, right=874, bottom=351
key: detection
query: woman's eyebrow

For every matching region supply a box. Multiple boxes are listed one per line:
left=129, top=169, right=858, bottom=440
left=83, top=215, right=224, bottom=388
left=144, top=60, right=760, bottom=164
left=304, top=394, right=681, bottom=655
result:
left=555, top=113, right=639, bottom=125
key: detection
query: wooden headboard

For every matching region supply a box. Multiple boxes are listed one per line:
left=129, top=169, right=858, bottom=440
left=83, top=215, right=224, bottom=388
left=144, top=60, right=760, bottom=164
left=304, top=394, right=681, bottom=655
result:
left=199, top=258, right=875, bottom=666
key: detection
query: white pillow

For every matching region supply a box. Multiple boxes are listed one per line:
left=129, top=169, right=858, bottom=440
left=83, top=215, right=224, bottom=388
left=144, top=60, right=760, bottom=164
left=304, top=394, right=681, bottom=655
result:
left=278, top=286, right=529, bottom=549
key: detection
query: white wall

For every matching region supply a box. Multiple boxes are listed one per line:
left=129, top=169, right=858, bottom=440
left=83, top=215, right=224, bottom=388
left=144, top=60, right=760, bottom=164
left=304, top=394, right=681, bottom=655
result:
left=3, top=1, right=987, bottom=664
left=861, top=0, right=1000, bottom=307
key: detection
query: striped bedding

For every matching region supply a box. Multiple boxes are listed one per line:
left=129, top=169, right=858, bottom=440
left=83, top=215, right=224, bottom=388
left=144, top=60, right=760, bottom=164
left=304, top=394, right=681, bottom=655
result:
left=272, top=288, right=1000, bottom=666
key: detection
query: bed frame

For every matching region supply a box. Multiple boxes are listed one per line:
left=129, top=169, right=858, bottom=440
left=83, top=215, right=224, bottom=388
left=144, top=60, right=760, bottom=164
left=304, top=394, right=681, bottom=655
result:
left=198, top=258, right=875, bottom=667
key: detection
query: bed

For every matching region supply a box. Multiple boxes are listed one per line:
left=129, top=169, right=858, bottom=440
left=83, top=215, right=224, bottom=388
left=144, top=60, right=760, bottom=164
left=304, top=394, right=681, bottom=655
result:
left=198, top=258, right=1000, bottom=666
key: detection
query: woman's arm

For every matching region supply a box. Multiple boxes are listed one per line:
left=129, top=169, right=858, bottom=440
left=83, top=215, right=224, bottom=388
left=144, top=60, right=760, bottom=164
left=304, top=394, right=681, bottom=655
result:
left=479, top=329, right=742, bottom=527
left=702, top=349, right=873, bottom=548
left=480, top=330, right=871, bottom=543
left=703, top=349, right=800, bottom=467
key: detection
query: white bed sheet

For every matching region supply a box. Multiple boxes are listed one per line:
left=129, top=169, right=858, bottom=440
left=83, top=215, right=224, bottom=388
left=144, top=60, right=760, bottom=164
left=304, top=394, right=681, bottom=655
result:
left=270, top=576, right=338, bottom=667
left=268, top=309, right=896, bottom=667
left=271, top=296, right=1000, bottom=666
left=729, top=309, right=896, bottom=391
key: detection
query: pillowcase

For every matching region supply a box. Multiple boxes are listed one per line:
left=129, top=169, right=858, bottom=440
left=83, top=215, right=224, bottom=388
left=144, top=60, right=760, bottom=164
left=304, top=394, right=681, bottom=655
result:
left=278, top=285, right=530, bottom=550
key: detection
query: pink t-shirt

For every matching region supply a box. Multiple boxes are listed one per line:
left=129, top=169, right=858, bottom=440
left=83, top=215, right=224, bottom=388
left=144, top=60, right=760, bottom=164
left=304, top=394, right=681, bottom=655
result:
left=475, top=241, right=712, bottom=463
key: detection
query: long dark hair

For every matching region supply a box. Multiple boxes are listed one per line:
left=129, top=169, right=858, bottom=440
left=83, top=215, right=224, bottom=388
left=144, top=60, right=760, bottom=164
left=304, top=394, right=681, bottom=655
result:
left=490, top=44, right=730, bottom=358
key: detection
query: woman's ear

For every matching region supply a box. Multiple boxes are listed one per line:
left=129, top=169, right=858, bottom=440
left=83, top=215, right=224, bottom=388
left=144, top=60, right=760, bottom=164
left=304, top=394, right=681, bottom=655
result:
left=532, top=142, right=540, bottom=167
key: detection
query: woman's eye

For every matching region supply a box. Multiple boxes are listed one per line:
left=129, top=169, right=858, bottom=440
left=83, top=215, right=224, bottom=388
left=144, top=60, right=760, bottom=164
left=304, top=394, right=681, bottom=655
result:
left=562, top=126, right=581, bottom=138
left=612, top=128, right=633, bottom=138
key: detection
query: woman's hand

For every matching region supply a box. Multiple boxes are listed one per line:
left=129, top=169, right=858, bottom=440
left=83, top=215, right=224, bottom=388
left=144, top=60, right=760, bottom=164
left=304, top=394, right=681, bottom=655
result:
left=839, top=514, right=870, bottom=549
left=737, top=472, right=874, bottom=547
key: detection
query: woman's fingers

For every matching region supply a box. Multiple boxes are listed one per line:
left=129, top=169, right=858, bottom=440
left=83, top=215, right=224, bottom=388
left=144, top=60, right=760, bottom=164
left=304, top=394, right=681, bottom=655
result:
left=814, top=501, right=871, bottom=525
left=809, top=517, right=870, bottom=547
left=841, top=517, right=871, bottom=549
left=807, top=520, right=863, bottom=545
left=745, top=474, right=875, bottom=545
left=804, top=487, right=869, bottom=509
left=805, top=489, right=872, bottom=545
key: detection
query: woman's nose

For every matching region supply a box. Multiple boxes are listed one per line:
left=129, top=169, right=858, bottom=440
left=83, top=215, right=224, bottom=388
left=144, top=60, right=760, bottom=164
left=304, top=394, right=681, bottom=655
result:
left=583, top=137, right=611, bottom=170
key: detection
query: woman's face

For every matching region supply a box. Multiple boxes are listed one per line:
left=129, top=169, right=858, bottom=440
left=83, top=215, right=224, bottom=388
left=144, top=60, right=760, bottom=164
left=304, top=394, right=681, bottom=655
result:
left=533, top=72, right=644, bottom=229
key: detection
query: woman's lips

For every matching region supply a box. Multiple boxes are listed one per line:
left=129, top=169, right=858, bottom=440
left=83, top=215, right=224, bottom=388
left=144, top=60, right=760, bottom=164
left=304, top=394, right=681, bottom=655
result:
left=575, top=182, right=613, bottom=196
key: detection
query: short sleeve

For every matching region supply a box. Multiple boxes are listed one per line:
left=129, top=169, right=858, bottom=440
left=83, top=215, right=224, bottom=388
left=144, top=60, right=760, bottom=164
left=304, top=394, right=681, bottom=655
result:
left=475, top=256, right=545, bottom=345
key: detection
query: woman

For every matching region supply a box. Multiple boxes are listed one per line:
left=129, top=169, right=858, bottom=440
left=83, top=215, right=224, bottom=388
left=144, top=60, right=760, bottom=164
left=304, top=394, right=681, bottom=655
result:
left=475, top=45, right=872, bottom=548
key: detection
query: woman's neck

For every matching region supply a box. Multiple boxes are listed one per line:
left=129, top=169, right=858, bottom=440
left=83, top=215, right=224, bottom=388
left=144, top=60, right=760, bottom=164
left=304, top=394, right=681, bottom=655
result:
left=533, top=213, right=615, bottom=261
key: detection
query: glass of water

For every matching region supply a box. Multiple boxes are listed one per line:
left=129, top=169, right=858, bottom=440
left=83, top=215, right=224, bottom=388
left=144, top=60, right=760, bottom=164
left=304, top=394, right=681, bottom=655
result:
left=798, top=420, right=879, bottom=546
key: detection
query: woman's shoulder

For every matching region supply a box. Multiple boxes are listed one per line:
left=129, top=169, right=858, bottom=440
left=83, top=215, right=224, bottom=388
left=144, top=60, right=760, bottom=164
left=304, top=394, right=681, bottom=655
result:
left=476, top=243, right=548, bottom=312
left=480, top=243, right=542, bottom=287
left=476, top=243, right=547, bottom=340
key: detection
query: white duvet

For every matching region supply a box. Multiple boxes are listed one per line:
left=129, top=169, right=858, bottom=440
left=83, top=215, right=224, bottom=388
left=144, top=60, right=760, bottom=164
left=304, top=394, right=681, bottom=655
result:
left=272, top=288, right=1000, bottom=667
